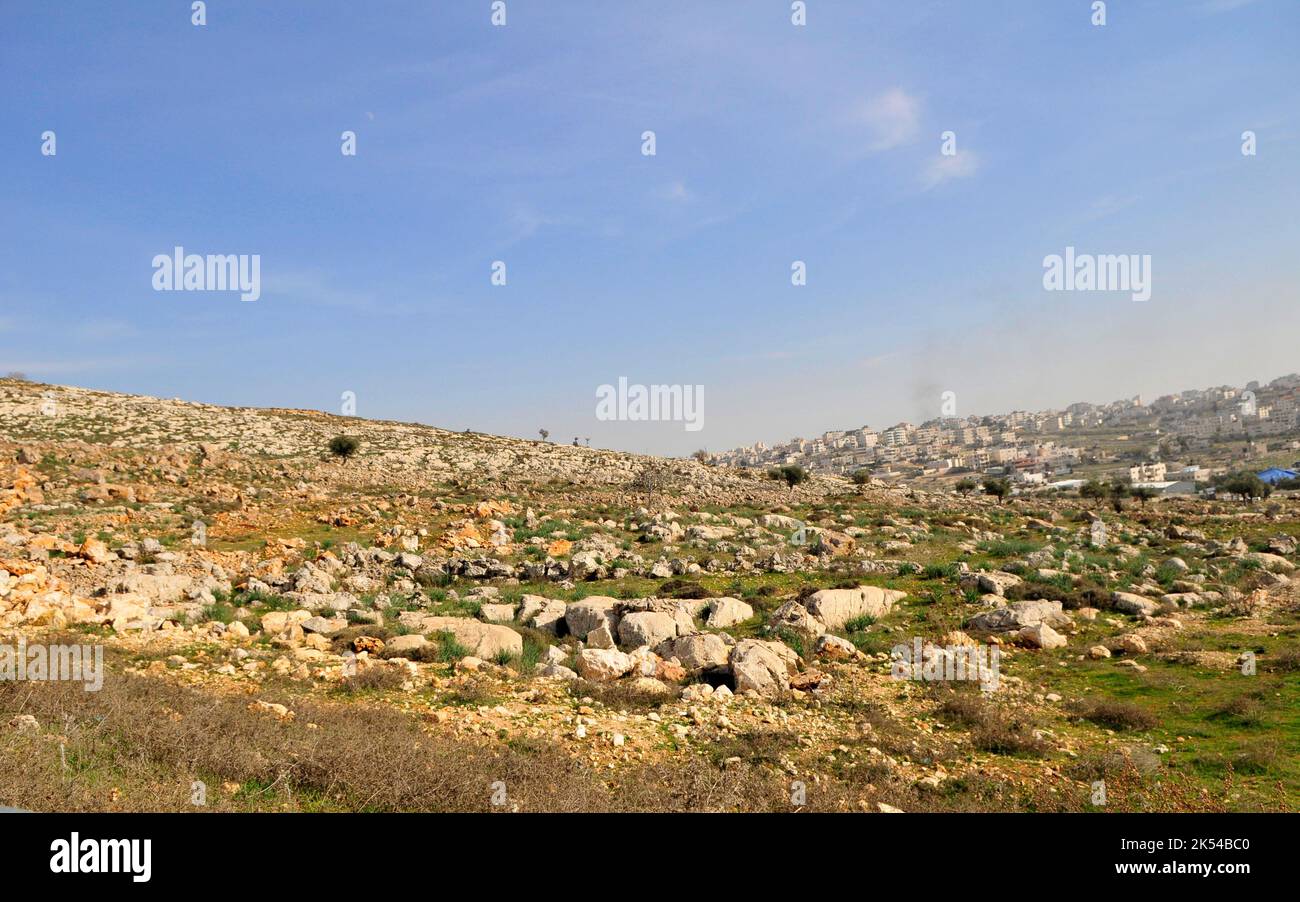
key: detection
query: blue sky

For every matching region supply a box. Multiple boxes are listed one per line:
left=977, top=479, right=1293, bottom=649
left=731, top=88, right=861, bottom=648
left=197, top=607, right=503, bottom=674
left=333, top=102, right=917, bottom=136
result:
left=2, top=0, right=1297, bottom=455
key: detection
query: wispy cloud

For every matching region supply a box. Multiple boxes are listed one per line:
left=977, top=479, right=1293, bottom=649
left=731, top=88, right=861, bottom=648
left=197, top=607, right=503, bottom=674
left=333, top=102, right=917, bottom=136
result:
left=920, top=150, right=980, bottom=190
left=264, top=269, right=408, bottom=313
left=658, top=180, right=694, bottom=204
left=851, top=88, right=922, bottom=152
left=1082, top=194, right=1142, bottom=222
left=504, top=205, right=578, bottom=246
left=861, top=351, right=902, bottom=369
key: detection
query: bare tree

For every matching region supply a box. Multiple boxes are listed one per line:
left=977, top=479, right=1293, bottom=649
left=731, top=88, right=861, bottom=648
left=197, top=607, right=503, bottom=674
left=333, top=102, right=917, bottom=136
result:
left=630, top=465, right=671, bottom=508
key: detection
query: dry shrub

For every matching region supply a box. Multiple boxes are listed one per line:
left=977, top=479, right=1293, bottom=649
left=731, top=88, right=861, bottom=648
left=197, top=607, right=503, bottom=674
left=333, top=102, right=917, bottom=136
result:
left=1068, top=697, right=1159, bottom=731
left=337, top=665, right=408, bottom=694
left=569, top=679, right=673, bottom=712
left=934, top=688, right=1050, bottom=756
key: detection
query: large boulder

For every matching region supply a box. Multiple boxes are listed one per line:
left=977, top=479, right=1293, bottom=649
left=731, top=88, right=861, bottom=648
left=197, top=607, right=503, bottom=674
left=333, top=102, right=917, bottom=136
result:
left=398, top=613, right=522, bottom=659
left=299, top=615, right=346, bottom=635
left=815, top=634, right=858, bottom=660
left=478, top=603, right=518, bottom=623
left=1245, top=552, right=1295, bottom=573
left=705, top=597, right=753, bottom=628
left=811, top=529, right=856, bottom=557
left=284, top=591, right=359, bottom=613
left=565, top=597, right=621, bottom=637
left=729, top=639, right=800, bottom=696
left=260, top=609, right=313, bottom=638
left=803, top=586, right=905, bottom=630
left=1018, top=622, right=1067, bottom=650
left=586, top=624, right=617, bottom=649
left=577, top=647, right=634, bottom=682
left=975, top=571, right=1022, bottom=597
left=617, top=611, right=678, bottom=649
left=518, top=595, right=567, bottom=635
left=1112, top=592, right=1160, bottom=617
left=967, top=599, right=1067, bottom=632
left=770, top=600, right=827, bottom=639
left=656, top=633, right=731, bottom=673
left=385, top=634, right=431, bottom=655
left=759, top=514, right=803, bottom=532
left=109, top=572, right=193, bottom=604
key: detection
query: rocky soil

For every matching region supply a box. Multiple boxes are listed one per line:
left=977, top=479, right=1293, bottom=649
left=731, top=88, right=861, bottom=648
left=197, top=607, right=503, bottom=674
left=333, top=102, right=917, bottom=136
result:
left=2, top=377, right=1297, bottom=812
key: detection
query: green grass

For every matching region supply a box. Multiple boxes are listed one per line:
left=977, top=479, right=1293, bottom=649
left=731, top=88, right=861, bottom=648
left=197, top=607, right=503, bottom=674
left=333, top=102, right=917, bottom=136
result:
left=433, top=631, right=470, bottom=663
left=200, top=601, right=237, bottom=624
left=975, top=538, right=1041, bottom=558
left=1012, top=634, right=1300, bottom=810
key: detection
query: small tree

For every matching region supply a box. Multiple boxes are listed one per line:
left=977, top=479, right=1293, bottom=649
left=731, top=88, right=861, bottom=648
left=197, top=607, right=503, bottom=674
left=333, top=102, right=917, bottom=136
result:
left=538, top=429, right=550, bottom=442
left=1220, top=471, right=1271, bottom=502
left=954, top=477, right=979, bottom=495
left=692, top=449, right=713, bottom=465
left=1130, top=486, right=1159, bottom=507
left=981, top=477, right=1011, bottom=504
left=770, top=464, right=808, bottom=494
left=852, top=468, right=872, bottom=486
left=631, top=465, right=670, bottom=507
left=1108, top=479, right=1129, bottom=512
left=1079, top=479, right=1107, bottom=506
left=328, top=435, right=360, bottom=462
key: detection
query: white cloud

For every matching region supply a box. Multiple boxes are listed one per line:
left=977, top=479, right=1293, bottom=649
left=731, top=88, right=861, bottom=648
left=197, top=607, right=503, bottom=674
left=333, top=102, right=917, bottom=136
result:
left=505, top=205, right=579, bottom=245
left=1083, top=194, right=1141, bottom=221
left=920, top=150, right=980, bottom=190
left=852, top=88, right=922, bottom=152
left=660, top=180, right=694, bottom=203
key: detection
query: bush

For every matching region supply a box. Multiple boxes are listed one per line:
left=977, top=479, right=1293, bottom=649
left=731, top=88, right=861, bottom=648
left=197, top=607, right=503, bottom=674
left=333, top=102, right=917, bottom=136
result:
left=935, top=690, right=1049, bottom=756
left=339, top=666, right=408, bottom=694
left=769, top=465, right=809, bottom=491
left=981, top=477, right=1011, bottom=504
left=328, top=435, right=361, bottom=461
left=1069, top=698, right=1158, bottom=731
left=659, top=578, right=710, bottom=599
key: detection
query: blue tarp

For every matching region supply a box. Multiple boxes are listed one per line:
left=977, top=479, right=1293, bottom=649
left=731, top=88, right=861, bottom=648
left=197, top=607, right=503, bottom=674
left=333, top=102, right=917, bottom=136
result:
left=1257, top=467, right=1297, bottom=485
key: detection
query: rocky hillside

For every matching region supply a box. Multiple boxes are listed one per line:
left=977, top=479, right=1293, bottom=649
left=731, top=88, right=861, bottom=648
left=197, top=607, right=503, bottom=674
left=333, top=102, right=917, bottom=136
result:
left=1, top=376, right=1297, bottom=813
left=0, top=378, right=834, bottom=502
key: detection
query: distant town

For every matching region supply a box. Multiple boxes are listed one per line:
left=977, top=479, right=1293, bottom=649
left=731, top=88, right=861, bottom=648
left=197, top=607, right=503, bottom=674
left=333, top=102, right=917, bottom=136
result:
left=713, top=373, right=1300, bottom=494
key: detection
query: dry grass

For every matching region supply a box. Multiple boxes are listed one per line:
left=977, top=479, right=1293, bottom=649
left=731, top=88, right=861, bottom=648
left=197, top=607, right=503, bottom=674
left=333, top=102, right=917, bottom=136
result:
left=1068, top=697, right=1160, bottom=732
left=934, top=688, right=1051, bottom=757
left=0, top=667, right=1148, bottom=814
